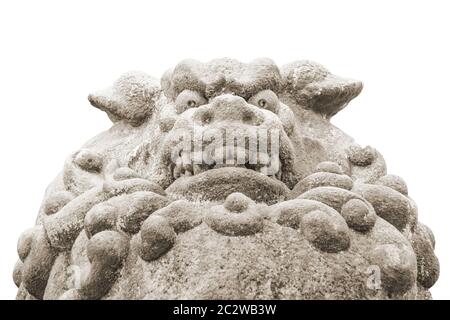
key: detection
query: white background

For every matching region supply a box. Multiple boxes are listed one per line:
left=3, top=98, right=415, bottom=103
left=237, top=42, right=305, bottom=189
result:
left=0, top=0, right=448, bottom=299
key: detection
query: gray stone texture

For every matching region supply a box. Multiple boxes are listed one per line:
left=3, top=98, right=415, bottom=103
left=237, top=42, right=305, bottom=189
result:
left=14, top=58, right=439, bottom=300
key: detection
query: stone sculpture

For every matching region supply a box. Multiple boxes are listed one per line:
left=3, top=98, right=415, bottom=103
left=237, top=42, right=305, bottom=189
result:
left=14, top=58, right=439, bottom=300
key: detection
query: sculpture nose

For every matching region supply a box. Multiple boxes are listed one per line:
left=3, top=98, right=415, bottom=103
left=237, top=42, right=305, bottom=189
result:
left=196, top=94, right=263, bottom=126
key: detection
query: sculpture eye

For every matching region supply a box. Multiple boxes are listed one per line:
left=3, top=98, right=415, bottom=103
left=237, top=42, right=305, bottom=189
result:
left=175, top=90, right=207, bottom=114
left=248, top=90, right=279, bottom=114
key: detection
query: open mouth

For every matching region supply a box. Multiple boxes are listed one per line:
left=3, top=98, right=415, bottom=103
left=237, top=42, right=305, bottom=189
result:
left=166, top=166, right=290, bottom=205
left=159, top=134, right=296, bottom=204
left=169, top=148, right=283, bottom=181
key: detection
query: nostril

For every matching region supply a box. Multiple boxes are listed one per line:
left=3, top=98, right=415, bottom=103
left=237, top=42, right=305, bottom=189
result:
left=242, top=110, right=255, bottom=124
left=159, top=117, right=176, bottom=132
left=244, top=108, right=264, bottom=126
left=201, top=111, right=214, bottom=125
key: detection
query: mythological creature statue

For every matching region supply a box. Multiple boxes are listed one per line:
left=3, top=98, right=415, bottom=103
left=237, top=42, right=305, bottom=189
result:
left=14, top=58, right=439, bottom=299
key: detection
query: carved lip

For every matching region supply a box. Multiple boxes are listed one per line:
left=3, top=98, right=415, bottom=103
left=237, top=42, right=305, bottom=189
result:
left=165, top=167, right=290, bottom=205
left=159, top=132, right=297, bottom=189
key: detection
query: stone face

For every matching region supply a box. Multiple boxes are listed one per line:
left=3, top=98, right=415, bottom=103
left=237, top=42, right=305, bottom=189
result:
left=14, top=58, right=439, bottom=300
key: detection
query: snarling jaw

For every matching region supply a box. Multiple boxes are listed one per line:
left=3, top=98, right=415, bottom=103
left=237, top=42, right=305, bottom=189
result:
left=15, top=58, right=440, bottom=301
left=157, top=93, right=299, bottom=204
left=123, top=58, right=361, bottom=204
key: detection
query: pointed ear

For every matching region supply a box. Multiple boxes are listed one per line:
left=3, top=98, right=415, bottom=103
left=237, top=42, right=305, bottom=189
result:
left=88, top=71, right=161, bottom=127
left=281, top=61, right=363, bottom=118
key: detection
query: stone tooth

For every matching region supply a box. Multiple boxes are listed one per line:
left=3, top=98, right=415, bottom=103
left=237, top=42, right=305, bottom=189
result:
left=208, top=160, right=216, bottom=170
left=269, top=155, right=280, bottom=176
left=181, top=151, right=191, bottom=165
left=235, top=147, right=249, bottom=166
left=173, top=157, right=182, bottom=179
left=191, top=151, right=203, bottom=165
left=224, top=147, right=235, bottom=165
left=276, top=168, right=282, bottom=180
left=173, top=165, right=181, bottom=179
left=202, top=148, right=215, bottom=167
left=259, top=166, right=269, bottom=175
left=193, top=164, right=203, bottom=175
left=168, top=164, right=174, bottom=176
left=183, top=162, right=193, bottom=174
left=258, top=153, right=270, bottom=166
left=212, top=146, right=225, bottom=167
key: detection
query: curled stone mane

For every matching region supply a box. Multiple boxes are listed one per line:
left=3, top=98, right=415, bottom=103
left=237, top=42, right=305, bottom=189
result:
left=14, top=58, right=439, bottom=300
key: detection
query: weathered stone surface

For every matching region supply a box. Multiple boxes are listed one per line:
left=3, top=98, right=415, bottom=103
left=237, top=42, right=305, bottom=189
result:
left=75, top=230, right=129, bottom=300
left=314, top=161, right=344, bottom=174
left=14, top=58, right=439, bottom=300
left=352, top=183, right=412, bottom=232
left=368, top=244, right=417, bottom=295
left=153, top=200, right=203, bottom=233
left=20, top=226, right=56, bottom=299
left=12, top=260, right=23, bottom=288
left=116, top=191, right=169, bottom=234
left=347, top=145, right=375, bottom=167
left=280, top=60, right=363, bottom=118
left=376, top=174, right=408, bottom=196
left=205, top=193, right=265, bottom=236
left=411, top=223, right=440, bottom=289
left=289, top=171, right=353, bottom=198
left=84, top=202, right=118, bottom=238
left=341, top=198, right=376, bottom=232
left=88, top=71, right=161, bottom=127
left=43, top=191, right=75, bottom=216
left=301, top=210, right=351, bottom=253
left=139, top=215, right=176, bottom=261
